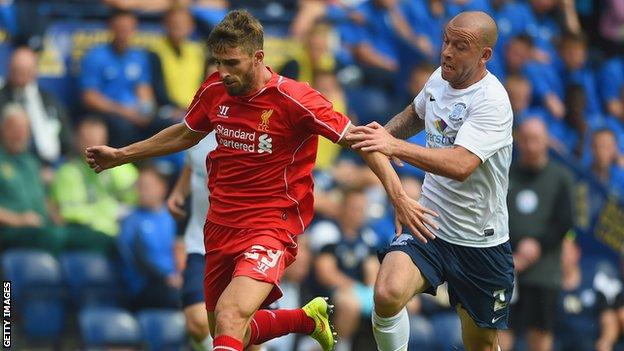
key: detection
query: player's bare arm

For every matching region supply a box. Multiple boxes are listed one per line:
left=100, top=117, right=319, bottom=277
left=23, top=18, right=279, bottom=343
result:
left=167, top=163, right=191, bottom=219
left=384, top=103, right=425, bottom=140
left=347, top=123, right=481, bottom=182
left=85, top=122, right=207, bottom=173
left=339, top=124, right=438, bottom=243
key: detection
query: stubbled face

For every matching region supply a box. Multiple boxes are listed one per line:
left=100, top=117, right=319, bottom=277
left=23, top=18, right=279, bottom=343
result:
left=213, top=46, right=258, bottom=96
left=441, top=23, right=486, bottom=88
left=592, top=131, right=617, bottom=169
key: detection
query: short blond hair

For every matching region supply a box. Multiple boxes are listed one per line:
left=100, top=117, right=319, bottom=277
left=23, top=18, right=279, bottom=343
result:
left=207, top=9, right=264, bottom=55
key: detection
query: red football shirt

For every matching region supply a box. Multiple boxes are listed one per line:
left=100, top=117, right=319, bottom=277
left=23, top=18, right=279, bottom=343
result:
left=184, top=68, right=351, bottom=235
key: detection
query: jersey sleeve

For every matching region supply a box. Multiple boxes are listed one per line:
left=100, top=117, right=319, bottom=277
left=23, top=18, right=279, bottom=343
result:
left=454, top=93, right=513, bottom=162
left=413, top=68, right=438, bottom=119
left=184, top=81, right=214, bottom=133
left=282, top=82, right=351, bottom=143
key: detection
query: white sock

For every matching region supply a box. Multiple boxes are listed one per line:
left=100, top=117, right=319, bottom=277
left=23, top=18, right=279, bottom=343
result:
left=372, top=308, right=409, bottom=351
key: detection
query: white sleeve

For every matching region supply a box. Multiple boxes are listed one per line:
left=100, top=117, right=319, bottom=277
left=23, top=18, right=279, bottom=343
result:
left=413, top=87, right=426, bottom=120
left=454, top=97, right=513, bottom=162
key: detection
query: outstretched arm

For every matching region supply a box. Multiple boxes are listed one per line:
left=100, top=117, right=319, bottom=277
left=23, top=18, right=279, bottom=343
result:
left=347, top=122, right=481, bottom=181
left=85, top=122, right=207, bottom=173
left=339, top=125, right=438, bottom=242
left=384, top=103, right=426, bottom=140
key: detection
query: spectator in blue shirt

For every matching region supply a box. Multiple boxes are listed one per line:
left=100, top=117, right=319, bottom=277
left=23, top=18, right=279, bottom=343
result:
left=588, top=128, right=624, bottom=200
left=118, top=163, right=180, bottom=310
left=557, top=32, right=601, bottom=115
left=80, top=10, right=169, bottom=147
left=599, top=57, right=624, bottom=122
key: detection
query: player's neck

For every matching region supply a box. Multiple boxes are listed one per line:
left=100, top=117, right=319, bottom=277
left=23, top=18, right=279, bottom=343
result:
left=251, top=66, right=272, bottom=92
left=451, top=69, right=487, bottom=90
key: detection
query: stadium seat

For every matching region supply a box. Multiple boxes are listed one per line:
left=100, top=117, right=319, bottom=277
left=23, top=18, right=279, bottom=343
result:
left=431, top=312, right=463, bottom=351
left=60, top=251, right=125, bottom=308
left=1, top=249, right=64, bottom=303
left=137, top=309, right=186, bottom=351
left=1, top=249, right=66, bottom=341
left=79, top=306, right=142, bottom=348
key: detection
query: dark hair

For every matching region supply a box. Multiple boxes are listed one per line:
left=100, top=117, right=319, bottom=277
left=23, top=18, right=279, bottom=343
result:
left=511, top=33, right=534, bottom=48
left=559, top=31, right=587, bottom=47
left=137, top=161, right=170, bottom=184
left=109, top=9, right=136, bottom=22
left=207, top=9, right=264, bottom=55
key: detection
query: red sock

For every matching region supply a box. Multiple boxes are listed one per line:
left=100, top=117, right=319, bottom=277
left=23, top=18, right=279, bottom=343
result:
left=213, top=335, right=243, bottom=351
left=248, top=308, right=316, bottom=345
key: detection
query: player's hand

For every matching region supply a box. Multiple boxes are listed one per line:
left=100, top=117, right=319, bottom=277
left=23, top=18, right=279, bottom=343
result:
left=347, top=122, right=399, bottom=156
left=392, top=193, right=439, bottom=243
left=85, top=145, right=123, bottom=173
left=167, top=191, right=187, bottom=220
left=166, top=273, right=183, bottom=289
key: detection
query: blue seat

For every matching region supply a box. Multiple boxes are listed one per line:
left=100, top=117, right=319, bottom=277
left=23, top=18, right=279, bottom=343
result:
left=60, top=251, right=124, bottom=307
left=1, top=249, right=66, bottom=340
left=1, top=249, right=64, bottom=303
left=137, top=309, right=186, bottom=351
left=79, top=306, right=142, bottom=347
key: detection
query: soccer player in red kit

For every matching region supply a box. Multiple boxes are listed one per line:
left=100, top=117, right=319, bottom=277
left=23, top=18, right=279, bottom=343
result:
left=85, top=9, right=437, bottom=351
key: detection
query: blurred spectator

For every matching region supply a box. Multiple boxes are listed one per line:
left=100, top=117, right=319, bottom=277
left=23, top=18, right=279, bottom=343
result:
left=0, top=0, right=16, bottom=38
left=313, top=188, right=379, bottom=351
left=404, top=63, right=436, bottom=105
left=588, top=128, right=624, bottom=199
left=599, top=0, right=624, bottom=56
left=188, top=0, right=229, bottom=35
left=0, top=46, right=73, bottom=166
left=51, top=117, right=138, bottom=256
left=118, top=163, right=180, bottom=310
left=150, top=7, right=205, bottom=117
left=0, top=103, right=64, bottom=254
left=557, top=32, right=601, bottom=115
left=556, top=236, right=619, bottom=351
left=314, top=70, right=347, bottom=170
left=550, top=84, right=588, bottom=156
left=505, top=73, right=546, bottom=123
left=103, top=0, right=189, bottom=13
left=599, top=56, right=624, bottom=122
left=504, top=118, right=574, bottom=351
left=80, top=10, right=169, bottom=147
left=505, top=34, right=566, bottom=119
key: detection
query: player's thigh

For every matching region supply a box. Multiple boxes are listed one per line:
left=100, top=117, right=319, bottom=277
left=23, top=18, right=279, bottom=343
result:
left=457, top=305, right=499, bottom=351
left=375, top=251, right=430, bottom=305
left=215, top=276, right=275, bottom=318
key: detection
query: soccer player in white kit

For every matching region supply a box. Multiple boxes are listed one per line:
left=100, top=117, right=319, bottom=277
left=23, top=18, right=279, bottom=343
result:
left=167, top=133, right=217, bottom=351
left=347, top=11, right=514, bottom=351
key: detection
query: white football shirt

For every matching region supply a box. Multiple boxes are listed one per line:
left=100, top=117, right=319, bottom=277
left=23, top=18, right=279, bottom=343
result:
left=184, top=132, right=217, bottom=254
left=413, top=67, right=513, bottom=247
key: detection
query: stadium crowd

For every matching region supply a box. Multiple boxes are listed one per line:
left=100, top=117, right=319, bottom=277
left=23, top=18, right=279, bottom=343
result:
left=0, top=0, right=623, bottom=350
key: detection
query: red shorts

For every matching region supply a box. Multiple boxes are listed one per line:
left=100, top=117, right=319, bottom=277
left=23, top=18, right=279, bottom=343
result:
left=203, top=221, right=298, bottom=311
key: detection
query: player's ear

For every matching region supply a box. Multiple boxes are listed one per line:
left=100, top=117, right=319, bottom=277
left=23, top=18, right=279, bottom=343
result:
left=481, top=47, right=493, bottom=64
left=254, top=50, right=264, bottom=66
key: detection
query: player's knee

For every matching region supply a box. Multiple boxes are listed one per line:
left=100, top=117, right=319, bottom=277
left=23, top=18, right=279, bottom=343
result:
left=374, top=281, right=406, bottom=313
left=214, top=303, right=252, bottom=333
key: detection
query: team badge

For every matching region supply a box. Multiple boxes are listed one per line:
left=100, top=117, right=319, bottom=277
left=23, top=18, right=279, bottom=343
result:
left=449, top=102, right=467, bottom=122
left=258, top=109, right=273, bottom=131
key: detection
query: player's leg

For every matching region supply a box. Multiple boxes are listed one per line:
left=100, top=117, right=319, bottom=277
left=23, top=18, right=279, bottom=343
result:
left=372, top=250, right=431, bottom=351
left=457, top=305, right=499, bottom=351
left=185, top=303, right=212, bottom=351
